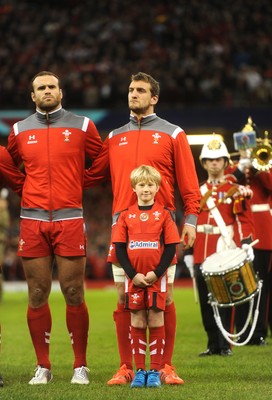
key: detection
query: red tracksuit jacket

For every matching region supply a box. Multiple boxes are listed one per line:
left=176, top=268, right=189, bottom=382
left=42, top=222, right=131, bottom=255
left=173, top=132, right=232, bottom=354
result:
left=84, top=113, right=200, bottom=226
left=7, top=107, right=102, bottom=220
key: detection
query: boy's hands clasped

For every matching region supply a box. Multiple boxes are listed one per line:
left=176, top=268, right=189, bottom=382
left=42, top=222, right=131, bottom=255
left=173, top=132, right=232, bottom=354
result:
left=132, top=271, right=158, bottom=288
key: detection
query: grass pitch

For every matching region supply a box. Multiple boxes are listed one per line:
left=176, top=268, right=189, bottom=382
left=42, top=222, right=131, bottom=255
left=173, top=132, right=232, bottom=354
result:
left=0, top=285, right=271, bottom=400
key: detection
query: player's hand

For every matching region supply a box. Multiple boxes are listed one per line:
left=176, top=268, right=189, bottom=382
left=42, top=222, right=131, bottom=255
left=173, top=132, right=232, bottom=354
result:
left=145, top=271, right=157, bottom=285
left=180, top=225, right=196, bottom=249
left=132, top=273, right=149, bottom=288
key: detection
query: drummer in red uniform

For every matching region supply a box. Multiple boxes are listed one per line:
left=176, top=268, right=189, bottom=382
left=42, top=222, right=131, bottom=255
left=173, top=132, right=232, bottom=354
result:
left=184, top=137, right=255, bottom=356
left=231, top=125, right=272, bottom=345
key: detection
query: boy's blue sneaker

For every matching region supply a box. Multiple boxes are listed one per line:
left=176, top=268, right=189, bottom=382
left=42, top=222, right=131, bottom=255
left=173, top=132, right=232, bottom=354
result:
left=130, top=369, right=147, bottom=388
left=146, top=369, right=161, bottom=388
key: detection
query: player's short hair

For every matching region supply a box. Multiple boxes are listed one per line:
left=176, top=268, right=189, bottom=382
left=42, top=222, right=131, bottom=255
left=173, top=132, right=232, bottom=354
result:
left=131, top=72, right=160, bottom=97
left=130, top=165, right=161, bottom=188
left=31, top=71, right=61, bottom=91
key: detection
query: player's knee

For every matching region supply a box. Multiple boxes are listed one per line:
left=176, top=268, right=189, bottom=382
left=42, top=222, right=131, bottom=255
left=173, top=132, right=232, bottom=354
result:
left=29, top=286, right=49, bottom=306
left=63, top=285, right=84, bottom=305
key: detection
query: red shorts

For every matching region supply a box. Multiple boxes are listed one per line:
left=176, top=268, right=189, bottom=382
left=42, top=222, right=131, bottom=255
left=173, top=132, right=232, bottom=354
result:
left=18, top=218, right=87, bottom=257
left=125, top=287, right=167, bottom=311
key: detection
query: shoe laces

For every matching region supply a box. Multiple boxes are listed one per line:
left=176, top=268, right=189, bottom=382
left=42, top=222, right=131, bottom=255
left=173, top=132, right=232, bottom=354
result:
left=148, top=370, right=159, bottom=381
left=34, top=366, right=46, bottom=377
left=114, top=365, right=132, bottom=379
left=75, top=366, right=90, bottom=379
left=162, top=364, right=176, bottom=376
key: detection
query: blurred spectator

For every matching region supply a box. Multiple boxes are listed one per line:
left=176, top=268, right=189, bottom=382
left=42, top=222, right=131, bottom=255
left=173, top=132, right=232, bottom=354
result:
left=0, top=0, right=272, bottom=109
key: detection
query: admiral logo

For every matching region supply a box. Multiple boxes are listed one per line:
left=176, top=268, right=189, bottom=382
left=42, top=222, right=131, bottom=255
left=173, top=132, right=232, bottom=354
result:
left=152, top=132, right=161, bottom=144
left=129, top=240, right=159, bottom=250
left=119, top=136, right=128, bottom=146
left=27, top=135, right=38, bottom=144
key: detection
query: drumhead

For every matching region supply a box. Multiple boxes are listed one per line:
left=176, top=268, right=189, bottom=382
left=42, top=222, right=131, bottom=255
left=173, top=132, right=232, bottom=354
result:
left=202, top=248, right=246, bottom=273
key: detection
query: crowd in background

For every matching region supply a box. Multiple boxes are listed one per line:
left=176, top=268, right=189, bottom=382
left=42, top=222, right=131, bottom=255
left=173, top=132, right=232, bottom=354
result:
left=0, top=0, right=272, bottom=110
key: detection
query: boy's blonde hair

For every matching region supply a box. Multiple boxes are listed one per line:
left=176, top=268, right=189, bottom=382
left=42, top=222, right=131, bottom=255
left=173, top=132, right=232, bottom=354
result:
left=130, top=165, right=161, bottom=188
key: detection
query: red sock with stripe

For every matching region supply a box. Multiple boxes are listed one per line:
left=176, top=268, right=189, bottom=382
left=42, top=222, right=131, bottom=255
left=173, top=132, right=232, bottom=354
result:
left=66, top=301, right=89, bottom=368
left=149, top=325, right=165, bottom=370
left=162, top=302, right=176, bottom=367
left=27, top=303, right=52, bottom=370
left=130, top=326, right=146, bottom=370
left=113, top=303, right=132, bottom=369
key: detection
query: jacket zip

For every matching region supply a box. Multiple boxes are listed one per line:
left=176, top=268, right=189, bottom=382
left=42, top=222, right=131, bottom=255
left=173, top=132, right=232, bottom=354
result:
left=46, top=115, right=53, bottom=221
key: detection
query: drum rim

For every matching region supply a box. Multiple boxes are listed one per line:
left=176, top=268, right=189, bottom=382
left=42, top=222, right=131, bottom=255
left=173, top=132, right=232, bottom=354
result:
left=209, top=287, right=260, bottom=307
left=202, top=259, right=249, bottom=276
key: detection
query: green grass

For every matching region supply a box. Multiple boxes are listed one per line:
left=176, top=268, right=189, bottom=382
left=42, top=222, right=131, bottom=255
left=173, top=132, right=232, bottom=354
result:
left=0, top=287, right=272, bottom=400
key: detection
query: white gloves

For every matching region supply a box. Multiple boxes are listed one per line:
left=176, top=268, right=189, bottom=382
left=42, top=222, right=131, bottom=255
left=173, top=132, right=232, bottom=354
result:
left=236, top=185, right=253, bottom=199
left=184, top=255, right=194, bottom=278
left=238, top=158, right=252, bottom=173
left=242, top=243, right=255, bottom=262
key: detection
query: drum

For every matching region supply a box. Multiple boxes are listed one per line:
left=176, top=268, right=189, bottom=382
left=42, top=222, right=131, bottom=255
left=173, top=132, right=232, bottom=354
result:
left=201, top=248, right=259, bottom=307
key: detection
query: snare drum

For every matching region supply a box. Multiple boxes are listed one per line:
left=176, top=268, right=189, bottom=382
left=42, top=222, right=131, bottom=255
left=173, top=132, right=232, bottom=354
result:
left=201, top=248, right=258, bottom=307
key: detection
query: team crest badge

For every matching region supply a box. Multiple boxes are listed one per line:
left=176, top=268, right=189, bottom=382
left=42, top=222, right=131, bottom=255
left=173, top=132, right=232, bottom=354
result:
left=140, top=212, right=149, bottom=221
left=152, top=132, right=161, bottom=144
left=18, top=238, right=25, bottom=252
left=153, top=211, right=161, bottom=220
left=131, top=292, right=140, bottom=304
left=62, top=129, right=72, bottom=142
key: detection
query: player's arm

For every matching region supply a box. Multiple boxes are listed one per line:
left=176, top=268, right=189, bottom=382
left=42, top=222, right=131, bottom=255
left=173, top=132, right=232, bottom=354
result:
left=7, top=127, right=23, bottom=167
left=84, top=136, right=111, bottom=189
left=115, top=242, right=148, bottom=287
left=0, top=147, right=25, bottom=196
left=145, top=243, right=177, bottom=285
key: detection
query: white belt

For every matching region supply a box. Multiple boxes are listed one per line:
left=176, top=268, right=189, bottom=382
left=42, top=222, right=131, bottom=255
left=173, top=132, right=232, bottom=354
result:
left=251, top=204, right=270, bottom=212
left=197, top=224, right=221, bottom=234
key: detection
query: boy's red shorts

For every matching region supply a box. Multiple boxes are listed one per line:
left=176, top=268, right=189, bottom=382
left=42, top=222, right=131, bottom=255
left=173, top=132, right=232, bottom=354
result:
left=125, top=287, right=167, bottom=311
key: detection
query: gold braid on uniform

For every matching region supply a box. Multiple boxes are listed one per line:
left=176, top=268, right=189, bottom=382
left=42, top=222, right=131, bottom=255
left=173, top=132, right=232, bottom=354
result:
left=200, top=183, right=242, bottom=212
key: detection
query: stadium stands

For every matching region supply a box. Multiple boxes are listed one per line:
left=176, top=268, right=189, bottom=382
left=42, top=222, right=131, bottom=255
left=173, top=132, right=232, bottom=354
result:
left=0, top=0, right=272, bottom=109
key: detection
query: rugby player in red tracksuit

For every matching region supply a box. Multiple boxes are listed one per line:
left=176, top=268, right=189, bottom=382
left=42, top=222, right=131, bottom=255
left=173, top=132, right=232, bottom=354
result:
left=7, top=71, right=103, bottom=385
left=231, top=164, right=272, bottom=344
left=185, top=139, right=254, bottom=356
left=113, top=165, right=181, bottom=388
left=0, top=146, right=25, bottom=388
left=84, top=72, right=200, bottom=385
